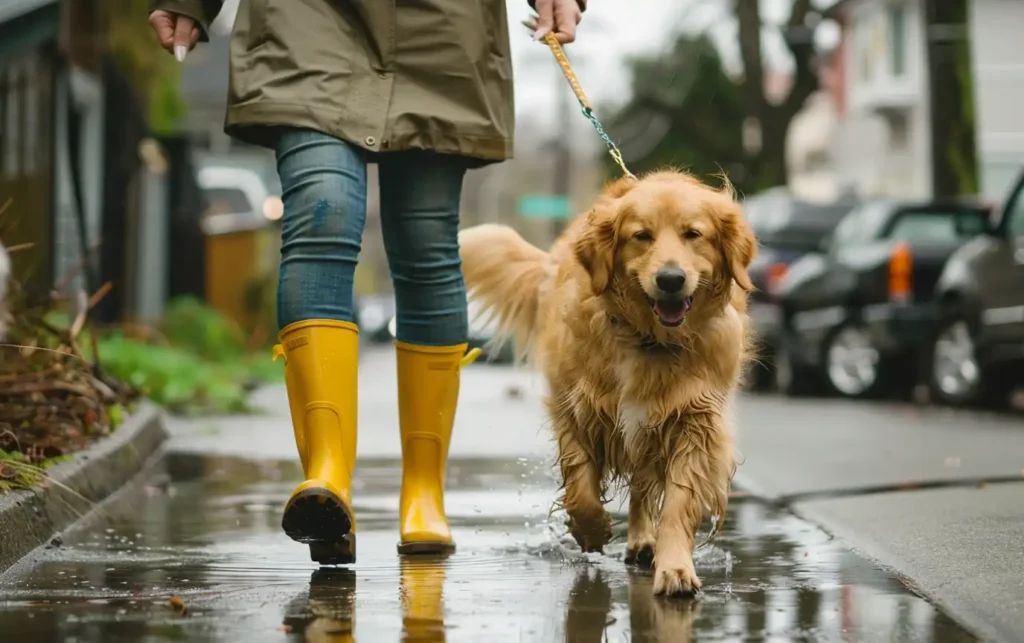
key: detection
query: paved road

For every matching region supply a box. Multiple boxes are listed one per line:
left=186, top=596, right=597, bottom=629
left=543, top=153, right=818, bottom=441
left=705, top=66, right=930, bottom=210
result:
left=731, top=394, right=1024, bottom=643
left=1, top=344, right=1018, bottom=642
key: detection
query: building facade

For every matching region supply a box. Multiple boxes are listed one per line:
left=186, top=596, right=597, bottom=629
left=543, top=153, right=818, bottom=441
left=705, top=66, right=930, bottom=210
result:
left=830, top=0, right=933, bottom=199
left=968, top=0, right=1024, bottom=200
left=0, top=0, right=62, bottom=294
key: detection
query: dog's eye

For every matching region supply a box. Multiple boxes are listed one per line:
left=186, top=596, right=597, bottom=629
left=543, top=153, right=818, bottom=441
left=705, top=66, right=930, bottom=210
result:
left=683, top=229, right=702, bottom=240
left=633, top=230, right=653, bottom=242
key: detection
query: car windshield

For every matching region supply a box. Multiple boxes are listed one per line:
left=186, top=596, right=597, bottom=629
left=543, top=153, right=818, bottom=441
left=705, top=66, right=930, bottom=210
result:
left=826, top=201, right=893, bottom=250
left=885, top=209, right=989, bottom=242
left=747, top=197, right=855, bottom=253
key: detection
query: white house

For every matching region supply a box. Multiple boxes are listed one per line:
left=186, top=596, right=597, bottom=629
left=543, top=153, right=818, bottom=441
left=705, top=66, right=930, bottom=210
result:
left=968, top=0, right=1024, bottom=200
left=831, top=0, right=933, bottom=199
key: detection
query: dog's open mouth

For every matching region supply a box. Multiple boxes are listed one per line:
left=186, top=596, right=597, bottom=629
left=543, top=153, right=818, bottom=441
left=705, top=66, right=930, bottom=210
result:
left=651, top=296, right=693, bottom=327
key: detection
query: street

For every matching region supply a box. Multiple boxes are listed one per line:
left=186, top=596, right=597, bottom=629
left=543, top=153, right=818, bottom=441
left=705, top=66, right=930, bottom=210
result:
left=1, top=344, right=1020, bottom=642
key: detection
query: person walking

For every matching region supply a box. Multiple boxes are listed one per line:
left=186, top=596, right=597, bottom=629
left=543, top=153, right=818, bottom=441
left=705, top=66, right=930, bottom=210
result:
left=148, top=0, right=586, bottom=564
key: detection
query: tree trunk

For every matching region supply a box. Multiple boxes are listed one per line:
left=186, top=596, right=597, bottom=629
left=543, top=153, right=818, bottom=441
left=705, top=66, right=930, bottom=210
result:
left=759, top=114, right=791, bottom=189
left=924, top=0, right=979, bottom=198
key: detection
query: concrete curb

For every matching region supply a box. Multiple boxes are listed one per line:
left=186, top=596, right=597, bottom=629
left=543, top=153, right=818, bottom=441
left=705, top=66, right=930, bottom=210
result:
left=0, top=402, right=168, bottom=574
left=730, top=472, right=776, bottom=504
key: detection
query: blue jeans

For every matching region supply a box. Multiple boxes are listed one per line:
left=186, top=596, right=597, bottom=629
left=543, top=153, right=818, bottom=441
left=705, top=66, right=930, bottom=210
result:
left=275, top=128, right=469, bottom=346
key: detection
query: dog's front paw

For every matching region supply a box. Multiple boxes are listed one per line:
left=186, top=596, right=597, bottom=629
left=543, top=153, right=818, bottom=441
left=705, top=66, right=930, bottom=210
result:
left=624, top=542, right=655, bottom=569
left=652, top=561, right=701, bottom=597
left=567, top=510, right=611, bottom=553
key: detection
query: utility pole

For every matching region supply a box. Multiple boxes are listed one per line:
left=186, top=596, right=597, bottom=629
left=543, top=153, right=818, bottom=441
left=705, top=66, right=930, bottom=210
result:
left=521, top=30, right=604, bottom=242
left=923, top=0, right=979, bottom=198
left=551, top=73, right=574, bottom=241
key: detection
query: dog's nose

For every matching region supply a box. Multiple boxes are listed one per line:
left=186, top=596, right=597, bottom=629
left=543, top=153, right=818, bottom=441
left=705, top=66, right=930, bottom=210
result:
left=655, top=268, right=687, bottom=293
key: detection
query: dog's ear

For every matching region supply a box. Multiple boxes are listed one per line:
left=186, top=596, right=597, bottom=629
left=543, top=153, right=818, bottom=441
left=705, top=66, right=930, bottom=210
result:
left=574, top=208, right=619, bottom=296
left=602, top=175, right=638, bottom=199
left=718, top=206, right=757, bottom=291
left=574, top=178, right=635, bottom=296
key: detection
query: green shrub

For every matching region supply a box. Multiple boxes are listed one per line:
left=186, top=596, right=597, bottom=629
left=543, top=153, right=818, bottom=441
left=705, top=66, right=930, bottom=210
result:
left=160, top=296, right=247, bottom=362
left=96, top=334, right=253, bottom=415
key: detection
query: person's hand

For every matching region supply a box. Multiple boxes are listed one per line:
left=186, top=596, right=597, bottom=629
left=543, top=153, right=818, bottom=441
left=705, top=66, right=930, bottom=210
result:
left=525, top=0, right=583, bottom=45
left=149, top=10, right=199, bottom=62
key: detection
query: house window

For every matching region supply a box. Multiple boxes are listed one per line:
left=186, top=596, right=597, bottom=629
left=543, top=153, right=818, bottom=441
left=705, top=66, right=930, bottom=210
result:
left=889, top=111, right=910, bottom=150
left=888, top=3, right=906, bottom=77
left=857, top=23, right=872, bottom=83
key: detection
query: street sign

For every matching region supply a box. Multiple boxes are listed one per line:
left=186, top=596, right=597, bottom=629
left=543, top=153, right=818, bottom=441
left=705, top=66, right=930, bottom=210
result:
left=518, top=194, right=574, bottom=220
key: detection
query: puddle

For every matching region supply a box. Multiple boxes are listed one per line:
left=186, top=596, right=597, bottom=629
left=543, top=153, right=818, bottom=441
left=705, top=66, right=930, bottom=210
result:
left=0, top=452, right=977, bottom=642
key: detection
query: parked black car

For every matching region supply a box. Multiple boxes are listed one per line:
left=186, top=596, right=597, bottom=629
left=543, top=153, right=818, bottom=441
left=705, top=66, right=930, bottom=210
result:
left=743, top=188, right=859, bottom=391
left=771, top=198, right=992, bottom=399
left=929, top=172, right=1024, bottom=408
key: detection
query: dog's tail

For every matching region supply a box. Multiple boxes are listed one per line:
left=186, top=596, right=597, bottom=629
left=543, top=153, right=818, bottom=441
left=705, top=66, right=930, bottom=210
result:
left=459, top=224, right=555, bottom=361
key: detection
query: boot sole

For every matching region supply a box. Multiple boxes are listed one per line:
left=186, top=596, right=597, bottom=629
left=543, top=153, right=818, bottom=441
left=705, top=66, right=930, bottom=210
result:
left=397, top=541, right=456, bottom=557
left=282, top=487, right=356, bottom=565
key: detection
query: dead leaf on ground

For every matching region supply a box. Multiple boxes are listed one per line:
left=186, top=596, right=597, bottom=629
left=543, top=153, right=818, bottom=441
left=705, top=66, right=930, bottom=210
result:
left=168, top=595, right=188, bottom=616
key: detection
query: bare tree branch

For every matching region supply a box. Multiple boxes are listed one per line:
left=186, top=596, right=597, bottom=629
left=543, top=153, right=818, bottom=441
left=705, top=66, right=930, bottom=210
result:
left=735, top=0, right=768, bottom=122
left=789, top=0, right=813, bottom=27
left=778, top=4, right=820, bottom=121
left=631, top=95, right=744, bottom=163
left=820, top=0, right=853, bottom=20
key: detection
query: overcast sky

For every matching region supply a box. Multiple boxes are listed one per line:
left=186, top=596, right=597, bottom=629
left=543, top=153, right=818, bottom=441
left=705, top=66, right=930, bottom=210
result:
left=507, top=0, right=839, bottom=132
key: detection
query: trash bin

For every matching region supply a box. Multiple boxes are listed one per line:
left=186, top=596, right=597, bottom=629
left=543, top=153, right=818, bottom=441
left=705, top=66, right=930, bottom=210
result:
left=202, top=212, right=274, bottom=332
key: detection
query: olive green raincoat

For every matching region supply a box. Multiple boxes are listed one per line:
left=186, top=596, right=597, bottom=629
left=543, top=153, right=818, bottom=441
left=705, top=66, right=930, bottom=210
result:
left=153, top=0, right=584, bottom=163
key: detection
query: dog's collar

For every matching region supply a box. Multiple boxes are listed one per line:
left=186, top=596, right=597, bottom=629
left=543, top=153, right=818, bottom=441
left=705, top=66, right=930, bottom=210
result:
left=609, top=316, right=684, bottom=355
left=637, top=335, right=684, bottom=355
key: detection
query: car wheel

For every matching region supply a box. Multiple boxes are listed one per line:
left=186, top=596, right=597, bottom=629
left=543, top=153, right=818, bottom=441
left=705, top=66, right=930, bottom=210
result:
left=824, top=324, right=885, bottom=398
left=774, top=344, right=822, bottom=397
left=928, top=318, right=1010, bottom=408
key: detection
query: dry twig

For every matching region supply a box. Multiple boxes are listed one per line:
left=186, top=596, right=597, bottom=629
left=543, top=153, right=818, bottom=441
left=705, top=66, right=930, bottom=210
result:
left=1, top=271, right=138, bottom=473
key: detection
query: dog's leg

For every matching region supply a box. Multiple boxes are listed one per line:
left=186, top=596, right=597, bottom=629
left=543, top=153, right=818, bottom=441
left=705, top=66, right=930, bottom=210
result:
left=555, top=424, right=610, bottom=553
left=652, top=412, right=733, bottom=597
left=624, top=476, right=658, bottom=568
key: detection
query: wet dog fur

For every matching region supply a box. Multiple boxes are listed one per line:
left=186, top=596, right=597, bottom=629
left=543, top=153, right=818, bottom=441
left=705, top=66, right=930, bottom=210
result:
left=458, top=170, right=757, bottom=597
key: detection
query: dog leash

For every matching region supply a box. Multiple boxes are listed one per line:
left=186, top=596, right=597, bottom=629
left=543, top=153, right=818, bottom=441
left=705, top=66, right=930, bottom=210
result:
left=542, top=32, right=637, bottom=181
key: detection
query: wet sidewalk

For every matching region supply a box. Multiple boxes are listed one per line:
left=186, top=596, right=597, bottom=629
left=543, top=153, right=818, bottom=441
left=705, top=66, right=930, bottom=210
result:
left=0, top=349, right=988, bottom=641
left=0, top=451, right=976, bottom=642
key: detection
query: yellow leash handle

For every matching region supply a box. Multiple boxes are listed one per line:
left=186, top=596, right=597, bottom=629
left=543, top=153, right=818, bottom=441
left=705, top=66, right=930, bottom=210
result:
left=543, top=32, right=593, bottom=111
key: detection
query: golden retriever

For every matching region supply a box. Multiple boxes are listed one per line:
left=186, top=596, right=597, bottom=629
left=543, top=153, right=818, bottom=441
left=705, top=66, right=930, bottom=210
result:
left=458, top=170, right=757, bottom=597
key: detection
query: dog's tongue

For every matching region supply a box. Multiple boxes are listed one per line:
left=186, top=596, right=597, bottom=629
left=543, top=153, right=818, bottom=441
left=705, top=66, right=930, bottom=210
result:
left=654, top=298, right=691, bottom=325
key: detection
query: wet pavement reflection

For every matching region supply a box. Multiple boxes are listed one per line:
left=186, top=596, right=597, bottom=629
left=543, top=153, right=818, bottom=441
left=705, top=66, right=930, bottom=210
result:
left=0, top=452, right=976, bottom=642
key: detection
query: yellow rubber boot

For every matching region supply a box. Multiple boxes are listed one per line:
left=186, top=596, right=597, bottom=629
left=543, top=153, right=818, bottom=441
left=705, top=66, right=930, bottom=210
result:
left=275, top=319, right=359, bottom=565
left=395, top=342, right=480, bottom=556
left=272, top=344, right=308, bottom=474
